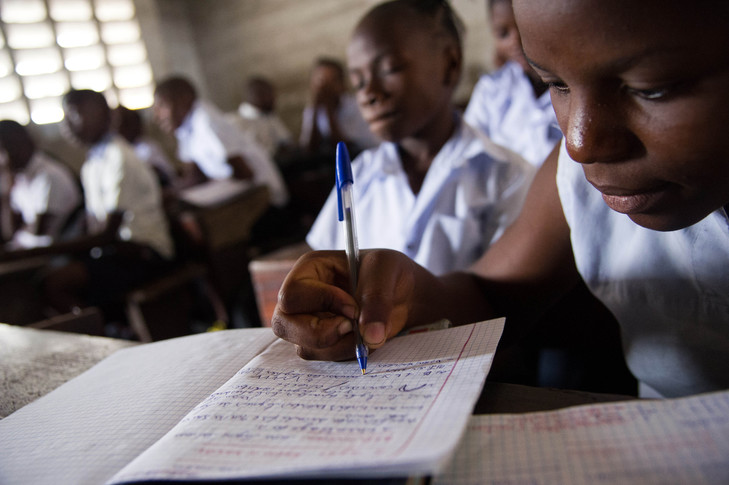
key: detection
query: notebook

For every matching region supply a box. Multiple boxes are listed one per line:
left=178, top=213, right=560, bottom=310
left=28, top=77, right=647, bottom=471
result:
left=0, top=319, right=504, bottom=484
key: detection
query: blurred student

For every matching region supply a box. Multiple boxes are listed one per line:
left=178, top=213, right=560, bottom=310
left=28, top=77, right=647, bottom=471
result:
left=231, top=76, right=295, bottom=164
left=0, top=120, right=81, bottom=249
left=299, top=57, right=378, bottom=159
left=272, top=0, right=729, bottom=399
left=463, top=0, right=562, bottom=167
left=43, top=89, right=173, bottom=315
left=306, top=0, right=533, bottom=276
left=153, top=76, right=288, bottom=208
left=112, top=105, right=178, bottom=188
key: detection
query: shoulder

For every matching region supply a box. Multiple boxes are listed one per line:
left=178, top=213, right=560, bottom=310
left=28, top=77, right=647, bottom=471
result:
left=462, top=120, right=528, bottom=167
left=350, top=142, right=399, bottom=182
left=472, top=62, right=521, bottom=94
left=34, top=152, right=76, bottom=183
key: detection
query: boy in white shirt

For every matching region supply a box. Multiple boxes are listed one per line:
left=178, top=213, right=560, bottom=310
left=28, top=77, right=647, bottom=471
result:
left=0, top=120, right=81, bottom=249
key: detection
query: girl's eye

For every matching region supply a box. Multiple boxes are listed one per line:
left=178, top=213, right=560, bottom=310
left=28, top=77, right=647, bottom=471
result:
left=627, top=87, right=669, bottom=100
left=546, top=81, right=570, bottom=94
left=379, top=63, right=402, bottom=77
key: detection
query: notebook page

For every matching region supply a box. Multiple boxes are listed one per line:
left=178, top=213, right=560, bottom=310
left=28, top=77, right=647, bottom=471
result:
left=434, top=389, right=729, bottom=484
left=0, top=328, right=278, bottom=485
left=109, top=319, right=504, bottom=483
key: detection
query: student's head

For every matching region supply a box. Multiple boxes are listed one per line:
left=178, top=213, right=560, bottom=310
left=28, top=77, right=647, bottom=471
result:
left=112, top=105, right=143, bottom=144
left=0, top=120, right=35, bottom=172
left=513, top=0, right=729, bottom=232
left=246, top=76, right=276, bottom=114
left=62, top=89, right=111, bottom=145
left=153, top=76, right=197, bottom=135
left=488, top=0, right=526, bottom=71
left=347, top=0, right=463, bottom=143
left=310, top=57, right=346, bottom=97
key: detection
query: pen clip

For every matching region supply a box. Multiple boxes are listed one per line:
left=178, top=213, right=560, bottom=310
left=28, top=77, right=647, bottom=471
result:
left=335, top=142, right=353, bottom=222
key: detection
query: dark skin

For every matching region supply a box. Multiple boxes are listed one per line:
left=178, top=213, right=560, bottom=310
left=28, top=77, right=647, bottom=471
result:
left=489, top=0, right=546, bottom=98
left=346, top=3, right=462, bottom=194
left=0, top=130, right=35, bottom=243
left=272, top=0, right=729, bottom=362
left=152, top=92, right=254, bottom=188
left=300, top=63, right=350, bottom=155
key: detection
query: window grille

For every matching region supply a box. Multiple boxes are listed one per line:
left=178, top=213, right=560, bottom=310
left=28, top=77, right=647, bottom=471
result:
left=0, top=0, right=154, bottom=125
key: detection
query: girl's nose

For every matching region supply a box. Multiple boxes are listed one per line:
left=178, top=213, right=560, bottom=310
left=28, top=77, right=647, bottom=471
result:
left=563, top=90, right=639, bottom=165
left=358, top=73, right=382, bottom=107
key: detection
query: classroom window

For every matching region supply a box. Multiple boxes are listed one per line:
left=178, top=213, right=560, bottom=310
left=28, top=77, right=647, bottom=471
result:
left=0, top=0, right=154, bottom=125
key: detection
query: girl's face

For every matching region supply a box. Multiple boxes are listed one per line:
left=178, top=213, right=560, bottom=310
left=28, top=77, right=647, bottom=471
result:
left=152, top=95, right=188, bottom=135
left=515, top=0, right=729, bottom=231
left=347, top=13, right=459, bottom=143
left=490, top=0, right=528, bottom=72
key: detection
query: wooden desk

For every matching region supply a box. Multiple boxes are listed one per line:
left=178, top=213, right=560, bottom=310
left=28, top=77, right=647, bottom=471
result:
left=0, top=323, right=137, bottom=418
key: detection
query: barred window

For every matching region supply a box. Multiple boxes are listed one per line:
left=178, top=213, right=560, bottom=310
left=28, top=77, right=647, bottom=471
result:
left=0, top=0, right=154, bottom=125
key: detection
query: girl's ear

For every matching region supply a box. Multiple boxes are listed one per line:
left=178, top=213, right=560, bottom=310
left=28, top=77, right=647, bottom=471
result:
left=443, top=42, right=463, bottom=88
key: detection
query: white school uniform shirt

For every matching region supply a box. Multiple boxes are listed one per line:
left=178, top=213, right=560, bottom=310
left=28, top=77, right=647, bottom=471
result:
left=307, top=117, right=534, bottom=276
left=133, top=136, right=177, bottom=185
left=9, top=152, right=81, bottom=247
left=299, top=94, right=379, bottom=153
left=234, top=102, right=293, bottom=158
left=464, top=61, right=562, bottom=168
left=82, top=135, right=174, bottom=259
left=556, top=142, right=729, bottom=398
left=175, top=100, right=289, bottom=207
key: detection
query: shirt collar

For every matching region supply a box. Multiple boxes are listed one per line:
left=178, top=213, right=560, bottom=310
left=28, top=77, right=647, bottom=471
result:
left=175, top=101, right=199, bottom=139
left=239, top=102, right=263, bottom=119
left=372, top=112, right=470, bottom=176
left=87, top=133, right=113, bottom=159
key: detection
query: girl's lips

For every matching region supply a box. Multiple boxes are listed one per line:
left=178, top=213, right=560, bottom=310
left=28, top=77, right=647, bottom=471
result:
left=599, top=187, right=669, bottom=214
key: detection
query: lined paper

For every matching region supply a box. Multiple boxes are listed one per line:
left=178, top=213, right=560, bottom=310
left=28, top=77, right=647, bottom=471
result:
left=108, top=320, right=504, bottom=483
left=0, top=328, right=278, bottom=485
left=434, top=389, right=729, bottom=484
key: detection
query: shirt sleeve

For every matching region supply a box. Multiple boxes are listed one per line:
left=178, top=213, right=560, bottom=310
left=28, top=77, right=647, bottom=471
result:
left=305, top=184, right=343, bottom=250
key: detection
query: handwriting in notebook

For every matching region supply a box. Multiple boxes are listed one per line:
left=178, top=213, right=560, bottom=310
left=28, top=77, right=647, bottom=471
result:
left=108, top=321, right=503, bottom=483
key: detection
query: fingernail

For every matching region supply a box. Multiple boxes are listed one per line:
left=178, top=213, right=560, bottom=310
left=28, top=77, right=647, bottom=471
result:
left=337, top=319, right=352, bottom=336
left=364, top=322, right=386, bottom=346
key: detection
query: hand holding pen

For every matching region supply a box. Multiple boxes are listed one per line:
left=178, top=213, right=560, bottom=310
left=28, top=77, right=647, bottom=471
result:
left=335, top=141, right=368, bottom=374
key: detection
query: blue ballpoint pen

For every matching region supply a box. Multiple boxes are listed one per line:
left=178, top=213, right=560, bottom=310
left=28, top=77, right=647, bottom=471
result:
left=335, top=141, right=368, bottom=374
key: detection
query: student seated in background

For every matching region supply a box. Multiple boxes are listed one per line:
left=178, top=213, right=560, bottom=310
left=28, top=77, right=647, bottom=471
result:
left=0, top=120, right=81, bottom=250
left=299, top=57, right=378, bottom=160
left=112, top=105, right=178, bottom=188
left=306, top=0, right=533, bottom=276
left=272, top=0, right=729, bottom=399
left=43, top=89, right=174, bottom=317
left=230, top=76, right=296, bottom=165
left=463, top=0, right=562, bottom=168
left=152, top=76, right=289, bottom=209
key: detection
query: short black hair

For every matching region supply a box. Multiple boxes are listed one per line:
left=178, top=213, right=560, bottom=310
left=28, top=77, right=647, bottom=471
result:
left=0, top=119, right=34, bottom=156
left=364, top=0, right=465, bottom=54
left=313, top=57, right=345, bottom=81
left=154, top=76, right=197, bottom=102
left=62, top=88, right=109, bottom=110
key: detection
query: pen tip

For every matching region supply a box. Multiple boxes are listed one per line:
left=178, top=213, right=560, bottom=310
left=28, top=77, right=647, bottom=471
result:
left=361, top=368, right=366, bottom=375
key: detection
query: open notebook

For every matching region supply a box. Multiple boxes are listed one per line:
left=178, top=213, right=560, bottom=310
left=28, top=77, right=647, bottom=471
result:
left=0, top=319, right=504, bottom=484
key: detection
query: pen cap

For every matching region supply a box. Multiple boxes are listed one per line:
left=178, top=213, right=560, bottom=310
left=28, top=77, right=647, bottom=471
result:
left=335, top=142, right=353, bottom=222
